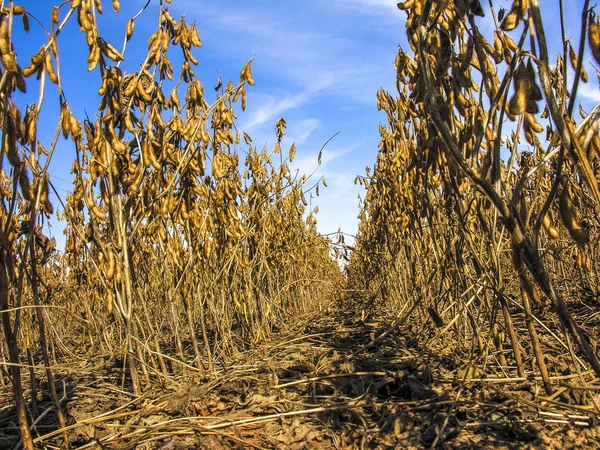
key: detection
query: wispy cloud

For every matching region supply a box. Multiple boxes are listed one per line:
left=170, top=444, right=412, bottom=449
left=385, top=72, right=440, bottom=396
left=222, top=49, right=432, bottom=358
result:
left=239, top=75, right=335, bottom=132
left=240, top=91, right=311, bottom=132
left=288, top=118, right=321, bottom=144
left=328, top=0, right=401, bottom=20
left=174, top=0, right=399, bottom=102
left=291, top=148, right=344, bottom=178
left=576, top=80, right=600, bottom=104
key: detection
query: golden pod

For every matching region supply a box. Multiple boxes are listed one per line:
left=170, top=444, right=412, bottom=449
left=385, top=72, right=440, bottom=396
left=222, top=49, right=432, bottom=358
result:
left=2, top=5, right=25, bottom=15
left=190, top=24, right=202, bottom=47
left=1, top=53, right=19, bottom=73
left=526, top=60, right=542, bottom=101
left=542, top=213, right=559, bottom=240
left=181, top=202, right=190, bottom=221
left=106, top=290, right=113, bottom=315
left=240, top=59, right=255, bottom=86
left=99, top=39, right=123, bottom=62
left=125, top=18, right=134, bottom=40
left=0, top=20, right=12, bottom=55
left=51, top=6, right=60, bottom=26
left=87, top=44, right=101, bottom=71
left=524, top=112, right=543, bottom=133
left=588, top=133, right=600, bottom=163
left=575, top=251, right=591, bottom=270
left=4, top=129, right=21, bottom=168
left=481, top=34, right=502, bottom=64
left=106, top=248, right=115, bottom=280
left=25, top=114, right=37, bottom=144
left=115, top=259, right=123, bottom=283
left=569, top=42, right=588, bottom=82
left=508, top=62, right=530, bottom=115
left=91, top=205, right=106, bottom=221
left=22, top=63, right=39, bottom=77
left=40, top=172, right=50, bottom=202
left=70, top=115, right=82, bottom=138
left=241, top=88, right=247, bottom=110
left=93, top=0, right=103, bottom=14
left=493, top=31, right=503, bottom=57
left=503, top=33, right=518, bottom=53
left=19, top=168, right=34, bottom=201
left=559, top=183, right=589, bottom=245
left=148, top=30, right=162, bottom=56
left=61, top=105, right=72, bottom=138
left=0, top=19, right=10, bottom=55
left=397, top=0, right=415, bottom=10
left=588, top=13, right=600, bottom=65
left=501, top=10, right=519, bottom=31
left=44, top=198, right=54, bottom=215
left=78, top=3, right=93, bottom=31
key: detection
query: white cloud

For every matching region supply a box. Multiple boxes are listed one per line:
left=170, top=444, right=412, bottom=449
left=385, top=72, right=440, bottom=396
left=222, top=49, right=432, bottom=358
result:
left=288, top=118, right=321, bottom=144
left=577, top=81, right=600, bottom=104
left=240, top=91, right=311, bottom=132
left=328, top=0, right=401, bottom=20
left=173, top=0, right=399, bottom=103
left=239, top=74, right=336, bottom=132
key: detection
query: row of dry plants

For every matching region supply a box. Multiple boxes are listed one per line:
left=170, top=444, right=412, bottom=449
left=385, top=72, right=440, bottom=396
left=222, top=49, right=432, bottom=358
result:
left=0, top=0, right=343, bottom=448
left=349, top=0, right=600, bottom=409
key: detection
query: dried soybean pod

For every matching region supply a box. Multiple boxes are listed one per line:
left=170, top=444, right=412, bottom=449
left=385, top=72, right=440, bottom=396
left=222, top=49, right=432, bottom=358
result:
left=99, top=38, right=123, bottom=62
left=19, top=168, right=34, bottom=201
left=588, top=132, right=600, bottom=163
left=569, top=41, right=588, bottom=82
left=501, top=9, right=519, bottom=31
left=559, top=182, right=589, bottom=245
left=22, top=12, right=30, bottom=32
left=526, top=60, right=542, bottom=101
left=87, top=44, right=101, bottom=71
left=106, top=248, right=115, bottom=279
left=190, top=24, right=202, bottom=47
left=91, top=205, right=106, bottom=220
left=508, top=62, right=530, bottom=115
left=397, top=0, right=415, bottom=10
left=106, top=290, right=114, bottom=315
left=51, top=6, right=59, bottom=26
left=126, top=18, right=134, bottom=40
left=45, top=51, right=59, bottom=84
left=240, top=59, right=255, bottom=86
left=2, top=5, right=25, bottom=15
left=0, top=18, right=10, bottom=55
left=589, top=12, right=600, bottom=65
left=542, top=213, right=559, bottom=240
left=4, top=120, right=21, bottom=167
left=43, top=197, right=54, bottom=214
left=493, top=30, right=503, bottom=57
left=1, top=52, right=18, bottom=73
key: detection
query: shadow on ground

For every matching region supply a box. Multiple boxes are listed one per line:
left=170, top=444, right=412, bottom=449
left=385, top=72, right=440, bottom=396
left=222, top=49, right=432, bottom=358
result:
left=2, top=296, right=599, bottom=449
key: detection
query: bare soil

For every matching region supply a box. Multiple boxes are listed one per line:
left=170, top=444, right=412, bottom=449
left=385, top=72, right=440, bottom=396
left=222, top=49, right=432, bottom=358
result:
left=2, top=295, right=600, bottom=449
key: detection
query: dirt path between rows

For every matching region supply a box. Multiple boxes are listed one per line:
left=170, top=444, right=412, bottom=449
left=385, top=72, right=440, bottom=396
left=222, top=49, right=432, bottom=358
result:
left=2, top=295, right=599, bottom=449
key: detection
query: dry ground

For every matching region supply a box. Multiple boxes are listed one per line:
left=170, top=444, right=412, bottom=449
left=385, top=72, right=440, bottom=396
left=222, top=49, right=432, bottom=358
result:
left=2, top=294, right=600, bottom=449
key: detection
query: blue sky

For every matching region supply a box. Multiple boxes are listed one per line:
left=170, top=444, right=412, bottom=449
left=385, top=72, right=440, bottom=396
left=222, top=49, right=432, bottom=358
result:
left=12, top=0, right=599, bottom=248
